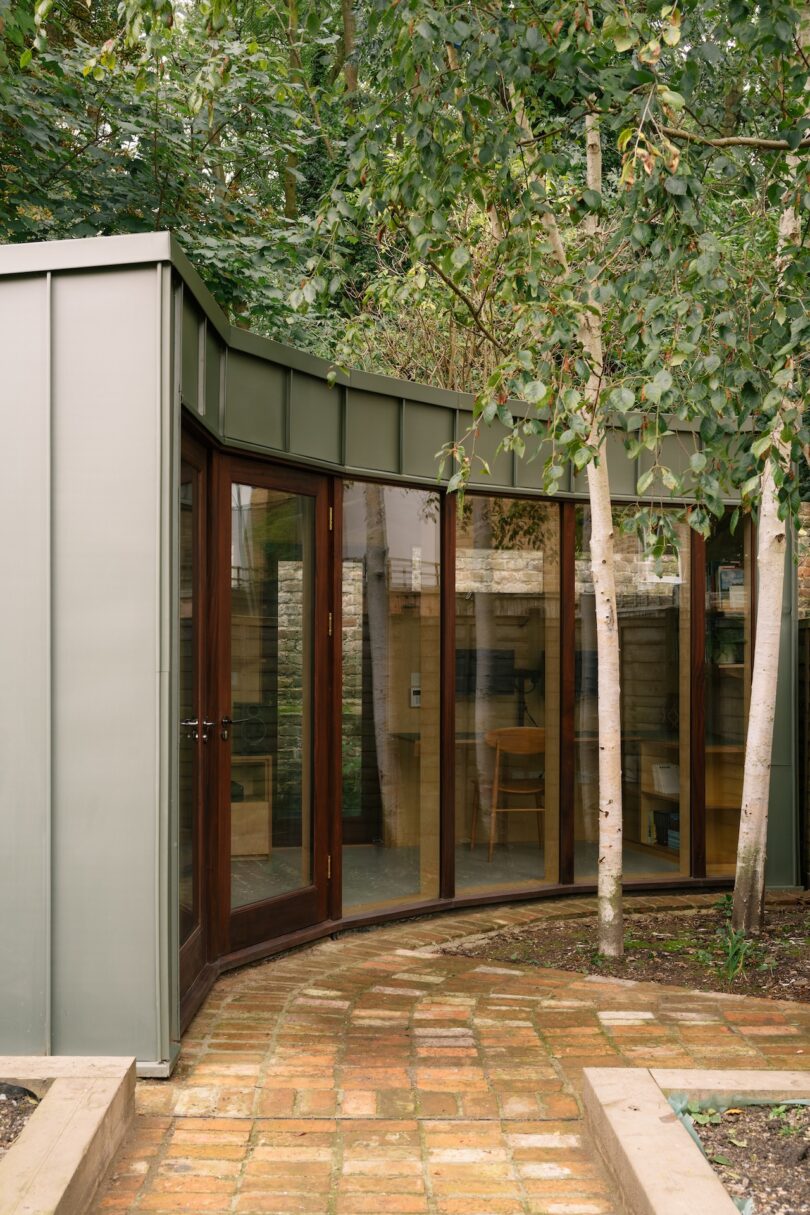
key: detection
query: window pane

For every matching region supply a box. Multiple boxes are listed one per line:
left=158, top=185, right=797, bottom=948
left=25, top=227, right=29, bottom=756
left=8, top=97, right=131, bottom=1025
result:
left=454, top=497, right=560, bottom=893
left=341, top=484, right=441, bottom=913
left=574, top=508, right=690, bottom=881
left=705, top=514, right=750, bottom=875
left=229, top=484, right=314, bottom=909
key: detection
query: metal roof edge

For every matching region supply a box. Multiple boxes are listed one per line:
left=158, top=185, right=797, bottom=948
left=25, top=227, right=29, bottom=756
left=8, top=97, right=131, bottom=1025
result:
left=0, top=234, right=725, bottom=437
left=0, top=232, right=174, bottom=276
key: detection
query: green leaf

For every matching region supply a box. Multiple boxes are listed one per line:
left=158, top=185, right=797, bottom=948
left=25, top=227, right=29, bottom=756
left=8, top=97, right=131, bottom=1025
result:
left=524, top=380, right=547, bottom=404
left=450, top=246, right=470, bottom=269
left=19, top=48, right=32, bottom=68
left=664, top=176, right=687, bottom=196
left=659, top=88, right=686, bottom=110
left=614, top=31, right=637, bottom=52
left=637, top=469, right=655, bottom=494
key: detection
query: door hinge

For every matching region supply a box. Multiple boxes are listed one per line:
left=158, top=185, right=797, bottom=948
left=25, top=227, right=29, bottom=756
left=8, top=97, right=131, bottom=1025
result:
left=327, top=854, right=332, bottom=880
left=329, top=506, right=333, bottom=531
left=328, top=611, right=333, bottom=636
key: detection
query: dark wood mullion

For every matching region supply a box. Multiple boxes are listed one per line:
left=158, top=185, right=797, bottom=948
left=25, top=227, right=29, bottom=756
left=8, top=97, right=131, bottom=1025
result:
left=559, top=501, right=576, bottom=886
left=329, top=478, right=344, bottom=922
left=690, top=530, right=707, bottom=878
left=312, top=474, right=331, bottom=924
left=439, top=491, right=457, bottom=900
left=209, top=449, right=233, bottom=958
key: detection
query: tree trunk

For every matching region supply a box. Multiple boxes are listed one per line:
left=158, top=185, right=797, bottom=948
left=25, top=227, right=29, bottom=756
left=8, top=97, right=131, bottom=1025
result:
left=581, top=110, right=623, bottom=957
left=342, top=0, right=358, bottom=93
left=732, top=12, right=806, bottom=932
left=731, top=461, right=787, bottom=932
left=283, top=0, right=300, bottom=219
left=586, top=456, right=623, bottom=955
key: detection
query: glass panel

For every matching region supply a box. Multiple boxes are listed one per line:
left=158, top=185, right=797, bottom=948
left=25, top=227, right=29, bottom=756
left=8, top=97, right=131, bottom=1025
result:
left=705, top=514, right=750, bottom=876
left=574, top=507, right=690, bottom=881
left=454, top=497, right=560, bottom=893
left=230, top=484, right=314, bottom=909
left=179, top=474, right=197, bottom=944
left=341, top=483, right=441, bottom=913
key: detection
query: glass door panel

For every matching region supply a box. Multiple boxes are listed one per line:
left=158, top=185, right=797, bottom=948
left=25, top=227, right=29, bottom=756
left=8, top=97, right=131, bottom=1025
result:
left=224, top=461, right=328, bottom=952
left=229, top=484, right=314, bottom=908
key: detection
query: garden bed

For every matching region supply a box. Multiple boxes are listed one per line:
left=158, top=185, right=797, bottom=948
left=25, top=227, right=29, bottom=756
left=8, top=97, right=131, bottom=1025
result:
left=693, top=1101, right=810, bottom=1214
left=584, top=1068, right=810, bottom=1215
left=0, top=1057, right=134, bottom=1215
left=0, top=1083, right=39, bottom=1158
left=443, top=897, right=810, bottom=1001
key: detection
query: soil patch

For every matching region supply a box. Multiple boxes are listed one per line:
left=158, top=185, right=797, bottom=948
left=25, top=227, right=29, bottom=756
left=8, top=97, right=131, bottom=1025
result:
left=442, top=898, right=810, bottom=1001
left=695, top=1103, right=810, bottom=1214
left=0, top=1082, right=39, bottom=1157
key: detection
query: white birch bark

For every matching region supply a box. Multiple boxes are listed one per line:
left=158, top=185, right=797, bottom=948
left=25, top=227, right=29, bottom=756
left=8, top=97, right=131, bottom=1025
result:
left=732, top=458, right=787, bottom=933
left=581, top=111, right=623, bottom=957
left=512, top=95, right=624, bottom=954
left=732, top=14, right=807, bottom=933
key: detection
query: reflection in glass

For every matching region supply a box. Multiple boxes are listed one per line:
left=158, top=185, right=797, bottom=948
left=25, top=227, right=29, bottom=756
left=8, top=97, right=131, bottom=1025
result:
left=454, top=497, right=560, bottom=893
left=705, top=514, right=750, bottom=875
left=229, top=484, right=314, bottom=909
left=179, top=475, right=197, bottom=944
left=574, top=508, right=690, bottom=881
left=341, top=484, right=441, bottom=913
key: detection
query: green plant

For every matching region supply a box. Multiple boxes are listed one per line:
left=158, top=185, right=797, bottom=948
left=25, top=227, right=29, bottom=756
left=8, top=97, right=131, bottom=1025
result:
left=686, top=1101, right=722, bottom=1127
left=718, top=925, right=754, bottom=981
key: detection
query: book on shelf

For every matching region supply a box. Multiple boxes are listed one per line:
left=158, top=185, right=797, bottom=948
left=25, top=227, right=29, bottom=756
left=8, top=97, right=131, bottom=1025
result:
left=651, top=762, right=679, bottom=797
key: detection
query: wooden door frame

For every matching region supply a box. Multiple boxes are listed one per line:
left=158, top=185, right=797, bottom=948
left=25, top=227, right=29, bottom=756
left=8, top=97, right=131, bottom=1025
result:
left=212, top=453, right=332, bottom=956
left=178, top=429, right=212, bottom=1009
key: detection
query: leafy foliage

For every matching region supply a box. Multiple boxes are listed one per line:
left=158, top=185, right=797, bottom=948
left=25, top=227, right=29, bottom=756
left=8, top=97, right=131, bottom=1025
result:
left=0, top=0, right=365, bottom=348
left=309, top=0, right=810, bottom=535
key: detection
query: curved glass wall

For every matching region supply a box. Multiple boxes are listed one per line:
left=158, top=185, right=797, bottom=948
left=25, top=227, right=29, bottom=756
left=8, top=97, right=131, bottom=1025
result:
left=454, top=496, right=560, bottom=893
left=341, top=483, right=441, bottom=913
left=704, top=515, right=751, bottom=876
left=574, top=507, right=691, bottom=882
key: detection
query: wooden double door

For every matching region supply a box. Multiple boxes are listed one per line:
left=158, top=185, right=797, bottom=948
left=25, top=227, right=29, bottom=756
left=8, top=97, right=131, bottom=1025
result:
left=179, top=434, right=333, bottom=1018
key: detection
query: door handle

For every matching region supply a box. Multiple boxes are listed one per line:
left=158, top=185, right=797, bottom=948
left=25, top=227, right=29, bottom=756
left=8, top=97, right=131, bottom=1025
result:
left=219, top=715, right=249, bottom=741
left=180, top=718, right=199, bottom=741
left=202, top=719, right=216, bottom=743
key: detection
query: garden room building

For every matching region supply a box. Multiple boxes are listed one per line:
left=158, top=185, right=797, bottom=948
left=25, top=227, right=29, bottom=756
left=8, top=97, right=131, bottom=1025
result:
left=0, top=233, right=803, bottom=1074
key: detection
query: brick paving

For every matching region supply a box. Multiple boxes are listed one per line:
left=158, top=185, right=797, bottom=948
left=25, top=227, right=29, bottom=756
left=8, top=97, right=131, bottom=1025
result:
left=93, top=894, right=810, bottom=1214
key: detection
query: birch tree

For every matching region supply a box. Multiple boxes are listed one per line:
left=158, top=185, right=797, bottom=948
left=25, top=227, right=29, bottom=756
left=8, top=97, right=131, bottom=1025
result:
left=313, top=0, right=810, bottom=950
left=729, top=14, right=809, bottom=934
left=618, top=3, right=810, bottom=933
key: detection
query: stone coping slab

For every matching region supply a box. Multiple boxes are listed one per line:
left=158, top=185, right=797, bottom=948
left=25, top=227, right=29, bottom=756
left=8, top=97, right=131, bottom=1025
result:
left=0, top=1057, right=135, bottom=1215
left=583, top=1066, right=810, bottom=1215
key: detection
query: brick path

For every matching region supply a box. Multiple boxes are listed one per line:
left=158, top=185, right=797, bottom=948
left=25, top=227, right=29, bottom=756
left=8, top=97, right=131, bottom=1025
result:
left=93, top=894, right=810, bottom=1215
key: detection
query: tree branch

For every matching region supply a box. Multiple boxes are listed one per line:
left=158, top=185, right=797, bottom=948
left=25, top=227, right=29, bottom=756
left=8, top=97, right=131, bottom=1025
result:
left=661, top=124, right=810, bottom=150
left=425, top=257, right=508, bottom=353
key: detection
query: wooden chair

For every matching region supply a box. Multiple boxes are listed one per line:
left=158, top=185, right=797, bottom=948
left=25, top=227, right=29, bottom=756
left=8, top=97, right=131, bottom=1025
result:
left=471, top=727, right=546, bottom=861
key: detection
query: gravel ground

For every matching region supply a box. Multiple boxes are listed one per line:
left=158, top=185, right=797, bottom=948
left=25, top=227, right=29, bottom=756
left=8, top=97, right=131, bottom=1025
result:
left=0, top=1083, right=39, bottom=1157
left=697, top=1103, right=810, bottom=1214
